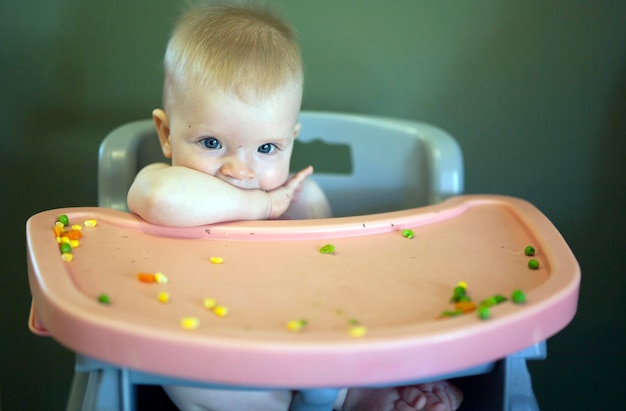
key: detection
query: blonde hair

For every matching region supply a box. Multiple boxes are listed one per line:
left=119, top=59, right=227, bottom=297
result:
left=162, top=1, right=303, bottom=111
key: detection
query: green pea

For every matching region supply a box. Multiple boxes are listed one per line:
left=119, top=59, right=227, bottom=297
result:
left=493, top=294, right=508, bottom=304
left=528, top=259, right=540, bottom=270
left=441, top=309, right=463, bottom=317
left=97, top=294, right=111, bottom=305
left=57, top=214, right=69, bottom=227
left=512, top=290, right=526, bottom=304
left=319, top=244, right=336, bottom=254
left=480, top=297, right=497, bottom=308
left=402, top=229, right=414, bottom=239
left=450, top=286, right=467, bottom=303
left=524, top=245, right=535, bottom=256
left=60, top=242, right=72, bottom=254
left=478, top=306, right=491, bottom=320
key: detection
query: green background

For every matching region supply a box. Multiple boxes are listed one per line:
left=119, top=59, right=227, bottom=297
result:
left=1, top=1, right=624, bottom=409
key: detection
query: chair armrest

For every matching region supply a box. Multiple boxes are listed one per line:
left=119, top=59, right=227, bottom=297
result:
left=98, top=119, right=155, bottom=211
left=393, top=118, right=464, bottom=204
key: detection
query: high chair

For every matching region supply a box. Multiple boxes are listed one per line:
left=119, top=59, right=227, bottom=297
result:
left=42, top=112, right=553, bottom=410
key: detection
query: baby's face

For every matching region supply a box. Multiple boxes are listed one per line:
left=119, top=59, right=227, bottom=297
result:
left=162, top=85, right=302, bottom=191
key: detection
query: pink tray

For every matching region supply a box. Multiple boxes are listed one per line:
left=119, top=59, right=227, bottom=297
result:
left=27, top=195, right=579, bottom=388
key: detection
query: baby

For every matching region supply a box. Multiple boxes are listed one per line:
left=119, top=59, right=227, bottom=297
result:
left=128, top=2, right=463, bottom=411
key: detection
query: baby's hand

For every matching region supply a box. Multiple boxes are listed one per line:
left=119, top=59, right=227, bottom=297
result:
left=266, top=166, right=313, bottom=219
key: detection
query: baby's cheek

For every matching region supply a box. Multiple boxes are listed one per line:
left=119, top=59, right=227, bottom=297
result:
left=259, top=168, right=290, bottom=191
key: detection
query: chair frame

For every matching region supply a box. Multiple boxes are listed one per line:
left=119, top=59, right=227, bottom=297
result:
left=71, top=111, right=545, bottom=411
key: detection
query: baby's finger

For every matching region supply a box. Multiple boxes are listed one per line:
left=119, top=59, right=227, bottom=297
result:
left=285, top=166, right=313, bottom=189
left=293, top=165, right=313, bottom=181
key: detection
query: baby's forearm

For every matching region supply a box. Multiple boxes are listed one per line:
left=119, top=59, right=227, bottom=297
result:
left=128, top=165, right=271, bottom=226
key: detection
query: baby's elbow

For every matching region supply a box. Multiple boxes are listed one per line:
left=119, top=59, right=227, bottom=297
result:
left=127, top=192, right=152, bottom=223
left=127, top=184, right=170, bottom=225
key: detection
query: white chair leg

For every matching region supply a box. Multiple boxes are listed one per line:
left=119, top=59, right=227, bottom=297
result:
left=67, top=356, right=134, bottom=411
left=65, top=371, right=88, bottom=411
left=503, top=342, right=546, bottom=411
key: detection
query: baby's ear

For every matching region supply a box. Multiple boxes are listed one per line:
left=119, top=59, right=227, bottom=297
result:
left=153, top=109, right=172, bottom=158
left=294, top=122, right=302, bottom=138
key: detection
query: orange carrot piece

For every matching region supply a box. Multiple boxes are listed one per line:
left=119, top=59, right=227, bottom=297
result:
left=63, top=230, right=83, bottom=240
left=137, top=273, right=155, bottom=283
left=455, top=301, right=477, bottom=313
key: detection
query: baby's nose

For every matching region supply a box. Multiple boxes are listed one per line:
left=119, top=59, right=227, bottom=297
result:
left=220, top=159, right=254, bottom=180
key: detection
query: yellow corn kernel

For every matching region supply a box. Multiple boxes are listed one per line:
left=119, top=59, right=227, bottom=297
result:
left=154, top=272, right=168, bottom=284
left=60, top=236, right=71, bottom=244
left=286, top=319, right=307, bottom=333
left=71, top=224, right=82, bottom=231
left=84, top=219, right=98, bottom=228
left=210, top=257, right=224, bottom=264
left=348, top=325, right=368, bottom=338
left=457, top=281, right=468, bottom=289
left=180, top=317, right=199, bottom=330
left=70, top=239, right=80, bottom=248
left=213, top=305, right=229, bottom=317
left=157, top=292, right=169, bottom=303
left=55, top=221, right=65, bottom=229
left=203, top=298, right=217, bottom=310
left=61, top=253, right=73, bottom=262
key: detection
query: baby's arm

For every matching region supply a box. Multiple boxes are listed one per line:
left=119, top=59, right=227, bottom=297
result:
left=127, top=163, right=313, bottom=226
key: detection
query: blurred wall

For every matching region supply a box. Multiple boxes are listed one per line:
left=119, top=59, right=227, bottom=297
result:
left=1, top=1, right=624, bottom=409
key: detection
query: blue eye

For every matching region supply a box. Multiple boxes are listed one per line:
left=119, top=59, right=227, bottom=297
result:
left=258, top=143, right=276, bottom=154
left=201, top=137, right=221, bottom=149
